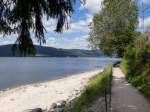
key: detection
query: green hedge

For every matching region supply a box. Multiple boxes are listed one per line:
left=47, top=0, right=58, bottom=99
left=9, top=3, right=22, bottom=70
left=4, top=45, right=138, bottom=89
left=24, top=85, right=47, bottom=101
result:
left=120, top=38, right=150, bottom=100
left=70, top=65, right=113, bottom=112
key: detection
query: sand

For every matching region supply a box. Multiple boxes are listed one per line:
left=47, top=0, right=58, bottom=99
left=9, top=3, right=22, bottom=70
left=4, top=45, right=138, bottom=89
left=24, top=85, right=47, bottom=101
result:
left=0, top=70, right=101, bottom=112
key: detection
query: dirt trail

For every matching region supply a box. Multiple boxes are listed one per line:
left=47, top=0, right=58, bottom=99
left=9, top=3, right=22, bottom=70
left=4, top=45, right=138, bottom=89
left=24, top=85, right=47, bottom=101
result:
left=112, top=67, right=150, bottom=112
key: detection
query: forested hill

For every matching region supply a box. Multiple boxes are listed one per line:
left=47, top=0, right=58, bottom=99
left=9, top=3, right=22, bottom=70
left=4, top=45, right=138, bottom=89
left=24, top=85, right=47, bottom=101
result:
left=0, top=45, right=103, bottom=57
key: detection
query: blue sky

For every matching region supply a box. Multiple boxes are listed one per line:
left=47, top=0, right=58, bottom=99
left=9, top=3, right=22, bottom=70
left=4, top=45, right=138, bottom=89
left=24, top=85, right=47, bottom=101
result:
left=0, top=0, right=150, bottom=49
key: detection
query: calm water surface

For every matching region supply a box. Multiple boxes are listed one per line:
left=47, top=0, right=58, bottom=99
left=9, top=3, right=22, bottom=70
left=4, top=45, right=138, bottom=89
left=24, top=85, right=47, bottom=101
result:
left=0, top=57, right=119, bottom=90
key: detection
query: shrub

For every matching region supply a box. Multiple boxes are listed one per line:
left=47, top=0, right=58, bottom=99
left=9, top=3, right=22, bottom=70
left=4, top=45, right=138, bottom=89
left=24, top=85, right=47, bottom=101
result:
left=120, top=37, right=150, bottom=100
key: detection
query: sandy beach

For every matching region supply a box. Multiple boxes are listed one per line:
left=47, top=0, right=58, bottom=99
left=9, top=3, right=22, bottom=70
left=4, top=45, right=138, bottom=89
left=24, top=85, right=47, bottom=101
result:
left=0, top=70, right=102, bottom=112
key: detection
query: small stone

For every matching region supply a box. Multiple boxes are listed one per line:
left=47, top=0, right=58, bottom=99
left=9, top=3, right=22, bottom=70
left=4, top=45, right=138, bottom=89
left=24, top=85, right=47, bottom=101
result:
left=48, top=109, right=55, bottom=112
left=55, top=108, right=64, bottom=112
left=57, top=100, right=66, bottom=108
left=10, top=98, right=15, bottom=101
left=28, top=108, right=43, bottom=112
left=60, top=100, right=66, bottom=105
left=51, top=103, right=57, bottom=109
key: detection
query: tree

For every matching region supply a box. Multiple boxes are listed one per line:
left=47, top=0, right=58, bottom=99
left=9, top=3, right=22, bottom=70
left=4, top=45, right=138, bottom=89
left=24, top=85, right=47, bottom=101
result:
left=0, top=0, right=83, bottom=56
left=88, top=0, right=139, bottom=57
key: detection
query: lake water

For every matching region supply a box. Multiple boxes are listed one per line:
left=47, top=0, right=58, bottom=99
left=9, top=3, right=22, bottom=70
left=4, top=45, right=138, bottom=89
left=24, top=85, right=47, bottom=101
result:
left=0, top=57, right=119, bottom=90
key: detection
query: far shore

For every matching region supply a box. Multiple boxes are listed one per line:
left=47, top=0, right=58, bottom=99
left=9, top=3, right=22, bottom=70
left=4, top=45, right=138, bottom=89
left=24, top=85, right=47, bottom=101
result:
left=0, top=69, right=102, bottom=112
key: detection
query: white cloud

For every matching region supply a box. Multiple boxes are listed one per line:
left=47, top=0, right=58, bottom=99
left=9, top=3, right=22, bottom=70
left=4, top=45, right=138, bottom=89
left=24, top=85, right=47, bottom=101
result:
left=35, top=35, right=89, bottom=49
left=43, top=14, right=93, bottom=34
left=0, top=34, right=89, bottom=49
left=80, top=0, right=103, bottom=14
left=65, top=15, right=93, bottom=33
left=0, top=34, right=17, bottom=45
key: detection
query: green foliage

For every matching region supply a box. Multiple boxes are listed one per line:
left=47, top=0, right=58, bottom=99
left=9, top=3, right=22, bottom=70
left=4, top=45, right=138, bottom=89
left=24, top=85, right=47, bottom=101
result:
left=124, top=38, right=150, bottom=77
left=0, top=0, right=82, bottom=56
left=70, top=65, right=113, bottom=112
left=120, top=59, right=128, bottom=74
left=88, top=0, right=138, bottom=57
left=120, top=38, right=150, bottom=100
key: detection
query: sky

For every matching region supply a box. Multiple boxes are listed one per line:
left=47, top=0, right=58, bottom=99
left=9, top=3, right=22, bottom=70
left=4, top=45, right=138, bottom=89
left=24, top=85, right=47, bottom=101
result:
left=0, top=0, right=150, bottom=49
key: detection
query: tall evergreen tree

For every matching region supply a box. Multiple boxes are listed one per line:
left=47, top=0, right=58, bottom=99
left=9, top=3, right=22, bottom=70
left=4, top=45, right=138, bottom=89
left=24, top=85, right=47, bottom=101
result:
left=0, top=0, right=83, bottom=56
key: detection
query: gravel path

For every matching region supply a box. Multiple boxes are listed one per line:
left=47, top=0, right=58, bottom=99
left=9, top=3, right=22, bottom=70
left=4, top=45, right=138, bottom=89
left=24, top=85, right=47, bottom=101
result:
left=112, top=67, right=150, bottom=112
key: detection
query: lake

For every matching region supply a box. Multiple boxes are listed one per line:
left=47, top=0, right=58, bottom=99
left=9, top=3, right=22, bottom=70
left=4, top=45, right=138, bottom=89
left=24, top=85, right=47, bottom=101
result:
left=0, top=57, right=119, bottom=90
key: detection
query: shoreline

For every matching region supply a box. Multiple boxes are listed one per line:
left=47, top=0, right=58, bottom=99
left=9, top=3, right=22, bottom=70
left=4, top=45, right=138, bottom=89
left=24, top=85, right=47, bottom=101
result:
left=0, top=69, right=102, bottom=112
left=0, top=69, right=102, bottom=92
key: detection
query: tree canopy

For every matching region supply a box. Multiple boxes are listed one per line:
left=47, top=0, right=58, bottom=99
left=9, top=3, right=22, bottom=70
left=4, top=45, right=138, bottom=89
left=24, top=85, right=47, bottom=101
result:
left=0, top=0, right=83, bottom=56
left=88, top=0, right=139, bottom=57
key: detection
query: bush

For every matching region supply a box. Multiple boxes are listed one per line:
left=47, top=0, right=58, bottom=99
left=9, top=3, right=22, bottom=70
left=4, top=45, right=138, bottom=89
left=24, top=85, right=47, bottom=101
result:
left=120, top=37, right=150, bottom=100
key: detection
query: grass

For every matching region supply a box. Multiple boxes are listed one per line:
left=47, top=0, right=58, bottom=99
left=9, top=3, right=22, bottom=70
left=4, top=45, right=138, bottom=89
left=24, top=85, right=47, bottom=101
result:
left=120, top=59, right=127, bottom=74
left=120, top=60, right=150, bottom=101
left=68, top=65, right=113, bottom=112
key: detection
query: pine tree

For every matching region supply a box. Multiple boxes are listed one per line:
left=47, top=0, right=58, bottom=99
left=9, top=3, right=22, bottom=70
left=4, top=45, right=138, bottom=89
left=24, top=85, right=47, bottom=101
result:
left=0, top=0, right=82, bottom=56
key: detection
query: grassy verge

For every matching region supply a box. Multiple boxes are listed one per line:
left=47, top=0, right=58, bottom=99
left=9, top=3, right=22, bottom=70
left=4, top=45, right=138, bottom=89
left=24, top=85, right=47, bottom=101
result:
left=68, top=65, right=113, bottom=112
left=120, top=59, right=127, bottom=74
left=120, top=60, right=150, bottom=101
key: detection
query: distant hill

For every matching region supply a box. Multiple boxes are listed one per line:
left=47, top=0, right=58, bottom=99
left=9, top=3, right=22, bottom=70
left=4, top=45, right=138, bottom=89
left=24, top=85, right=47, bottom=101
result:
left=0, top=44, right=103, bottom=57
